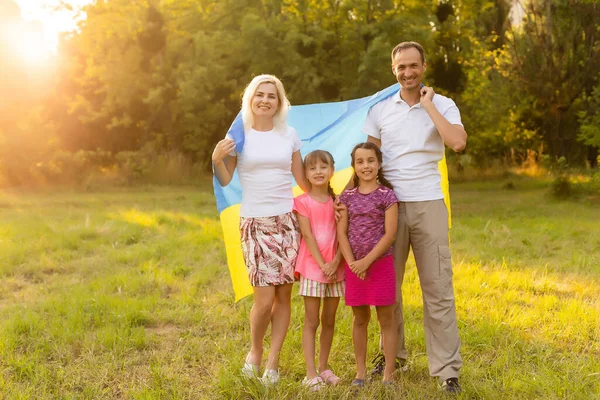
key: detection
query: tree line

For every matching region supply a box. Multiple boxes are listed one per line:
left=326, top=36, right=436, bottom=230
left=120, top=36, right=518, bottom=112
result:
left=0, top=0, right=598, bottom=187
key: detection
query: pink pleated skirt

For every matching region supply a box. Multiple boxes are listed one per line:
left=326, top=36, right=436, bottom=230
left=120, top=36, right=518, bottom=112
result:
left=344, top=255, right=395, bottom=307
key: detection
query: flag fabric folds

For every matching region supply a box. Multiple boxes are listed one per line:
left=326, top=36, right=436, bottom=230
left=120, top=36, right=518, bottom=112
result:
left=213, top=83, right=452, bottom=302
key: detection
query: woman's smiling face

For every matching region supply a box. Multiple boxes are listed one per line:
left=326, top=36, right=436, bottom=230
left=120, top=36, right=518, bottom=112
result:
left=251, top=82, right=279, bottom=119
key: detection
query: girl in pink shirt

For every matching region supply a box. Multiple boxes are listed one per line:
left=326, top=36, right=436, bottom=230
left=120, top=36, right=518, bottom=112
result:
left=293, top=150, right=345, bottom=391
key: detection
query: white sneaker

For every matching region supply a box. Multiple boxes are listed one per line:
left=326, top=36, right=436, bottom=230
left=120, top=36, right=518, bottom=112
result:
left=260, top=368, right=280, bottom=386
left=302, top=376, right=325, bottom=392
left=241, top=361, right=259, bottom=379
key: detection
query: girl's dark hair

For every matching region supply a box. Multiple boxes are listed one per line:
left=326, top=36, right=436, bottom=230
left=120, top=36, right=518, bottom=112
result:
left=350, top=142, right=393, bottom=190
left=304, top=150, right=336, bottom=199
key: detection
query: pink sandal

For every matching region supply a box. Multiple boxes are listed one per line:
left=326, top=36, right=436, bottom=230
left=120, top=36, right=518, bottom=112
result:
left=319, top=369, right=341, bottom=385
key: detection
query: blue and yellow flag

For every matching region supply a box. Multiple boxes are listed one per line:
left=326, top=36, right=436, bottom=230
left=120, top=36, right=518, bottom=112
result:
left=213, top=83, right=451, bottom=301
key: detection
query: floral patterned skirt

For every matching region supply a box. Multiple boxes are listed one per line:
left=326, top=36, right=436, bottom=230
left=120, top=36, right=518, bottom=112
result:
left=240, top=212, right=300, bottom=287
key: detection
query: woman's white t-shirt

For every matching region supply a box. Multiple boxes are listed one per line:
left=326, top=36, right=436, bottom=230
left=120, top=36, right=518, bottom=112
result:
left=229, top=126, right=302, bottom=218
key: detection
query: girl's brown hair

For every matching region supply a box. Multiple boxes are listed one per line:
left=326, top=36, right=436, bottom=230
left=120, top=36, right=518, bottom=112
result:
left=350, top=142, right=393, bottom=190
left=304, top=150, right=336, bottom=198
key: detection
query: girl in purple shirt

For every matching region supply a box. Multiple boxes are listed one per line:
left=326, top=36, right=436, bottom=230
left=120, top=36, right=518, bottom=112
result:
left=337, top=142, right=399, bottom=386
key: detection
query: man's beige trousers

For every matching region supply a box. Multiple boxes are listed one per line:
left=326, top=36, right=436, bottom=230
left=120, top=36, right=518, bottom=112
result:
left=379, top=199, right=462, bottom=382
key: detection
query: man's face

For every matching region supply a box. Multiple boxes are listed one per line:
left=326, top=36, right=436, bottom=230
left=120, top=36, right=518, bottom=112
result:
left=391, top=47, right=426, bottom=91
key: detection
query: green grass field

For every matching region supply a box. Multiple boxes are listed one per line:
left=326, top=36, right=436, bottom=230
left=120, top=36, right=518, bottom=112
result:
left=1, top=178, right=599, bottom=399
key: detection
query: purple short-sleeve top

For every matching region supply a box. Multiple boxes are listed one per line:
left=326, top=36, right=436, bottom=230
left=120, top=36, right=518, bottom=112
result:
left=339, top=185, right=398, bottom=261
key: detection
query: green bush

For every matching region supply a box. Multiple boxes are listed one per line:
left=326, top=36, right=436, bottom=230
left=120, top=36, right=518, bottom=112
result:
left=114, top=142, right=205, bottom=185
left=550, top=176, right=572, bottom=199
left=583, top=170, right=600, bottom=196
left=1, top=145, right=206, bottom=189
left=592, top=171, right=600, bottom=192
left=34, top=149, right=113, bottom=186
left=115, top=150, right=149, bottom=185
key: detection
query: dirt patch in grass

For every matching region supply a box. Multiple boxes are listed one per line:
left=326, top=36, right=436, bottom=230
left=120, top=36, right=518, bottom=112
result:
left=0, top=276, right=40, bottom=307
left=146, top=323, right=181, bottom=336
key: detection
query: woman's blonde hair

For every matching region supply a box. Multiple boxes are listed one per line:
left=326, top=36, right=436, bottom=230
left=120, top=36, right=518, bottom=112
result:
left=241, top=74, right=290, bottom=132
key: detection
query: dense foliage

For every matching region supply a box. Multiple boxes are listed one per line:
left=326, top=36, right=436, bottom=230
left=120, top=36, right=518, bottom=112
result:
left=0, top=0, right=599, bottom=186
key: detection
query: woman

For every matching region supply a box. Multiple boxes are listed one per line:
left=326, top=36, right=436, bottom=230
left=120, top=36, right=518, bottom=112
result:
left=212, top=74, right=309, bottom=385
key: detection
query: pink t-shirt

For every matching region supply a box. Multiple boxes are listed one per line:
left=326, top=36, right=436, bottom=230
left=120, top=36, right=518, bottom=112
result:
left=293, top=193, right=344, bottom=283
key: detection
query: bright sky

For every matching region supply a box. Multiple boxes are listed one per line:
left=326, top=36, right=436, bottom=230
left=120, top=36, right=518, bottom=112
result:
left=13, top=0, right=92, bottom=53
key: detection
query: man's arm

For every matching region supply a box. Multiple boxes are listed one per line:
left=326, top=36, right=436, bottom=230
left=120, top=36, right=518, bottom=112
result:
left=367, top=135, right=381, bottom=149
left=420, top=87, right=467, bottom=152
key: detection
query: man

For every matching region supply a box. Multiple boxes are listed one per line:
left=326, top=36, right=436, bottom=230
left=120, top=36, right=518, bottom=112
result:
left=364, top=41, right=466, bottom=394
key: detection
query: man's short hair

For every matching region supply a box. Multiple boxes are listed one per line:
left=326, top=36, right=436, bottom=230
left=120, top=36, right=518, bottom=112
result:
left=391, top=42, right=425, bottom=64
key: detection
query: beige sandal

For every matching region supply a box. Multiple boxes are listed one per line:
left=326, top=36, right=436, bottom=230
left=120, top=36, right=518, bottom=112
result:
left=241, top=354, right=259, bottom=378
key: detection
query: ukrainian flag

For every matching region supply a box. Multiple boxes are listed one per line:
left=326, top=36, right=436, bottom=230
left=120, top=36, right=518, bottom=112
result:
left=213, top=83, right=451, bottom=301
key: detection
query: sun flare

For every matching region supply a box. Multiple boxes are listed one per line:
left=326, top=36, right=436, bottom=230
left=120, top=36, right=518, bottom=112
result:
left=5, top=22, right=50, bottom=64
left=9, top=0, right=92, bottom=55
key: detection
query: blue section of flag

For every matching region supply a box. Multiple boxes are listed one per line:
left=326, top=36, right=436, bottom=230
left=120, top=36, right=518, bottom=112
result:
left=213, top=83, right=401, bottom=213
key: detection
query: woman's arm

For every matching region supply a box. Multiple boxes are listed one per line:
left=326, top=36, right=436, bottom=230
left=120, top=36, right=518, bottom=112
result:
left=291, top=150, right=310, bottom=193
left=212, top=138, right=237, bottom=186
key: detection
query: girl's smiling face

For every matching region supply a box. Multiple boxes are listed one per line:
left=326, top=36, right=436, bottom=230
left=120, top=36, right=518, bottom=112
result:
left=353, top=148, right=380, bottom=183
left=251, top=82, right=279, bottom=118
left=306, top=159, right=334, bottom=188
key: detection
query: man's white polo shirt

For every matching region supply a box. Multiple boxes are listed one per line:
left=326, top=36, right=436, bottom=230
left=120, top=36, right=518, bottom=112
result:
left=363, top=90, right=462, bottom=202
